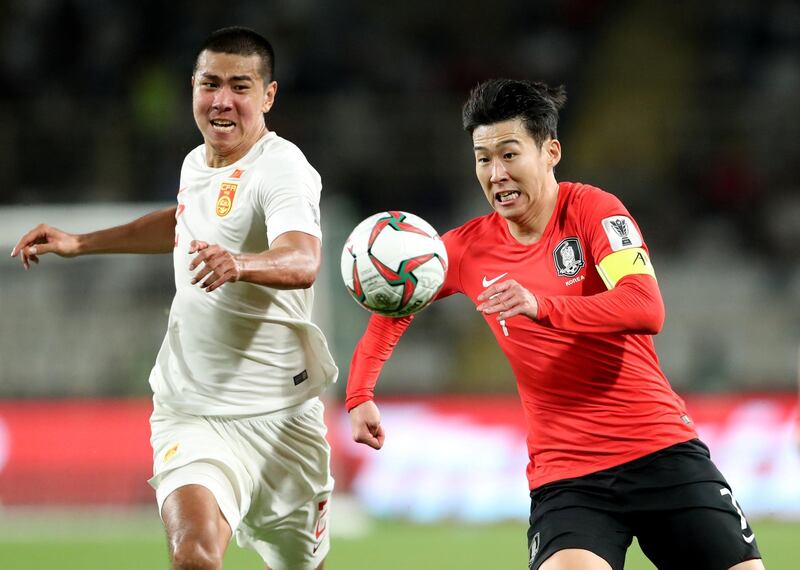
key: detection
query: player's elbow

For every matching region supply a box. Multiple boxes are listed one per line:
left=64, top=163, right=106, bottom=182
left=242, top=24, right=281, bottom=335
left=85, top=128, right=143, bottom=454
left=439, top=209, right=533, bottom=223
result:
left=620, top=276, right=664, bottom=334
left=636, top=296, right=665, bottom=334
left=640, top=309, right=664, bottom=334
left=295, top=274, right=316, bottom=289
left=293, top=256, right=321, bottom=289
left=290, top=269, right=316, bottom=289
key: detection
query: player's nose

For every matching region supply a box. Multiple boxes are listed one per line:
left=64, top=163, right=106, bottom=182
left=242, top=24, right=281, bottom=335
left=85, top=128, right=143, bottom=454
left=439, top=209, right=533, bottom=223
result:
left=212, top=86, right=234, bottom=110
left=490, top=159, right=509, bottom=183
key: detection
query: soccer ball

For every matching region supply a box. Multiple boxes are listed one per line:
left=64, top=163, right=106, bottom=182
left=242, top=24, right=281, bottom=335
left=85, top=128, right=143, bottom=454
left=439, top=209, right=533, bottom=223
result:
left=341, top=211, right=448, bottom=317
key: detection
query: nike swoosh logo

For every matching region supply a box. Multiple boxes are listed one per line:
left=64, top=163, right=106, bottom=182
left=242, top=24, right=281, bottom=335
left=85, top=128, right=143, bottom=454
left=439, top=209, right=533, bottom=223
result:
left=482, top=272, right=508, bottom=287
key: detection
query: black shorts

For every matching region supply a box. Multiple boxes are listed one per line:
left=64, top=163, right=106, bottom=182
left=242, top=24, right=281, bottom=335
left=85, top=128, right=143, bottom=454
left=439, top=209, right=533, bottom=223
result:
left=527, top=439, right=761, bottom=570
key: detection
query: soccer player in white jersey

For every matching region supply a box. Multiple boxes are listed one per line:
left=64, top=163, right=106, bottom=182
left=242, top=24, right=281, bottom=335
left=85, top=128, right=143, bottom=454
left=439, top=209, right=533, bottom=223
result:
left=12, top=27, right=337, bottom=570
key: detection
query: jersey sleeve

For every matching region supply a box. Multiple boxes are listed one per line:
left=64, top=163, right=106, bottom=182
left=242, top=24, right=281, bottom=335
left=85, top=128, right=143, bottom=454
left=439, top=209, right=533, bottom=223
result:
left=582, top=190, right=657, bottom=289
left=255, top=150, right=323, bottom=246
left=435, top=226, right=467, bottom=300
left=535, top=189, right=663, bottom=334
left=345, top=314, right=414, bottom=411
left=345, top=223, right=472, bottom=409
left=536, top=274, right=665, bottom=333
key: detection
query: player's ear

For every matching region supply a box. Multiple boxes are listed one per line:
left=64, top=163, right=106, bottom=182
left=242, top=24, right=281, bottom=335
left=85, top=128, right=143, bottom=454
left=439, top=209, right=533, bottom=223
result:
left=546, top=139, right=561, bottom=168
left=262, top=81, right=278, bottom=114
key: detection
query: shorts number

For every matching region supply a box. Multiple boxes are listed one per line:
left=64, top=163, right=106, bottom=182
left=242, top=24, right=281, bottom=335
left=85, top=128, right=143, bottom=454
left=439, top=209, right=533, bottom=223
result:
left=719, top=488, right=755, bottom=544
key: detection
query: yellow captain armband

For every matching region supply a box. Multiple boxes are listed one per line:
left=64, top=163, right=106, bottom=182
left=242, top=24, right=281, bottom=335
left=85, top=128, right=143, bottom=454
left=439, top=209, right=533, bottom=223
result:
left=595, top=248, right=656, bottom=290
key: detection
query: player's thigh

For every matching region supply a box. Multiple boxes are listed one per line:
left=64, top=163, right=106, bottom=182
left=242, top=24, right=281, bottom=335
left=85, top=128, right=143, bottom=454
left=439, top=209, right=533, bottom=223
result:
left=242, top=497, right=330, bottom=570
left=235, top=399, right=333, bottom=570
left=149, top=407, right=250, bottom=531
left=539, top=549, right=612, bottom=570
left=728, top=560, right=765, bottom=570
left=528, top=501, right=631, bottom=570
left=162, top=483, right=232, bottom=562
left=636, top=483, right=762, bottom=570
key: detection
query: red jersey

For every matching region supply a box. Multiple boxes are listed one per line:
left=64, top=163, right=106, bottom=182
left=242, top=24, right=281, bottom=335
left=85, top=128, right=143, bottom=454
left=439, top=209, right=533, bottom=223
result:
left=347, top=182, right=697, bottom=489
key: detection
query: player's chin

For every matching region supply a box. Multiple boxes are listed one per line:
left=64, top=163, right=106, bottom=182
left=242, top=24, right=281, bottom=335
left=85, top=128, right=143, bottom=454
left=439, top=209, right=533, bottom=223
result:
left=494, top=204, right=521, bottom=219
left=205, top=136, right=239, bottom=156
left=493, top=198, right=526, bottom=218
left=207, top=131, right=237, bottom=146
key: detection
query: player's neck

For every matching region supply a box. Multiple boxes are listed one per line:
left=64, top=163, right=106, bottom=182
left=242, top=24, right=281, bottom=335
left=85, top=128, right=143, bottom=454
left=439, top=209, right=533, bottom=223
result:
left=505, top=180, right=559, bottom=245
left=205, top=127, right=269, bottom=168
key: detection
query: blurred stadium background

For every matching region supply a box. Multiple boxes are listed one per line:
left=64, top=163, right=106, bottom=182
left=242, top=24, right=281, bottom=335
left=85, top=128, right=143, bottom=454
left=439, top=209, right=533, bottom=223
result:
left=1, top=0, right=799, bottom=568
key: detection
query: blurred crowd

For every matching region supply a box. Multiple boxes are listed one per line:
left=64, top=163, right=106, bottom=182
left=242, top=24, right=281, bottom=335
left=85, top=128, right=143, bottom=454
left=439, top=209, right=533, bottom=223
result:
left=1, top=0, right=799, bottom=397
left=1, top=0, right=799, bottom=257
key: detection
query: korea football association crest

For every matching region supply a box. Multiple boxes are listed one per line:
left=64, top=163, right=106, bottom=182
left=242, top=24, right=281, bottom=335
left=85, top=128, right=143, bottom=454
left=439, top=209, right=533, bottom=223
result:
left=553, top=237, right=585, bottom=277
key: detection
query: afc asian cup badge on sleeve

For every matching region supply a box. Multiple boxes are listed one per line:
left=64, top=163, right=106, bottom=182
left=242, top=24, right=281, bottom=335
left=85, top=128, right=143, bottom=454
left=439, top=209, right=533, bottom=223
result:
left=601, top=215, right=642, bottom=251
left=215, top=182, right=238, bottom=217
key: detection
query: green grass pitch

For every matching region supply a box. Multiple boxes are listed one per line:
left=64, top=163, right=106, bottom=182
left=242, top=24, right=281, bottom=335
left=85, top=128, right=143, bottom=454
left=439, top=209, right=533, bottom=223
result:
left=0, top=511, right=795, bottom=569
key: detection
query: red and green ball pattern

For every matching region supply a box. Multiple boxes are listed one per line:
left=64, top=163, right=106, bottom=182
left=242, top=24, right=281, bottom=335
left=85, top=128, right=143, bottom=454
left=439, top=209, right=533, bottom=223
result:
left=346, top=211, right=447, bottom=315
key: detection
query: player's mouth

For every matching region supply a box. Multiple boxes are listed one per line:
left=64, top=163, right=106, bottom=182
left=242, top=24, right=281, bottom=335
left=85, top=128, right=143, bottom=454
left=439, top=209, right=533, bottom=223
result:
left=495, top=190, right=521, bottom=204
left=210, top=119, right=236, bottom=133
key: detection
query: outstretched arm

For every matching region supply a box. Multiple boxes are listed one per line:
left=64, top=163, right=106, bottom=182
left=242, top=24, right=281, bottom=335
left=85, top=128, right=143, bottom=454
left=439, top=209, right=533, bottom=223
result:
left=11, top=206, right=177, bottom=269
left=347, top=314, right=414, bottom=449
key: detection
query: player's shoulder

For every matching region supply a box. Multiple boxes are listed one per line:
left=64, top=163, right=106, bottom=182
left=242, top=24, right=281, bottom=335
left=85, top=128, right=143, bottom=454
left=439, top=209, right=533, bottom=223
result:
left=256, top=132, right=312, bottom=166
left=182, top=144, right=207, bottom=171
left=251, top=132, right=320, bottom=181
left=560, top=181, right=618, bottom=205
left=560, top=181, right=627, bottom=216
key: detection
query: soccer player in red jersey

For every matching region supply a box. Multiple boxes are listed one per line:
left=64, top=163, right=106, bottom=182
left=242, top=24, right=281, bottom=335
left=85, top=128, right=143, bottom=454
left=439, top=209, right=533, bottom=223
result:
left=346, top=79, right=765, bottom=570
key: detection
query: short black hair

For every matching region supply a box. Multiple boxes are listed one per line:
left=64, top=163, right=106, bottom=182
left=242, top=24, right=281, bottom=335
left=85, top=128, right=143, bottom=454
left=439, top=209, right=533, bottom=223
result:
left=462, top=79, right=567, bottom=146
left=193, top=26, right=275, bottom=84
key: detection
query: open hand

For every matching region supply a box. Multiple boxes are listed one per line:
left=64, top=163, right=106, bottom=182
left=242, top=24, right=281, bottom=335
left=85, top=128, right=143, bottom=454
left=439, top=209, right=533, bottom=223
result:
left=11, top=224, right=80, bottom=269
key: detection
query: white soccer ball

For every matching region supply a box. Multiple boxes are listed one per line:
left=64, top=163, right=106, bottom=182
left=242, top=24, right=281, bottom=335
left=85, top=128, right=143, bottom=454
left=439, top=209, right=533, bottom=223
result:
left=340, top=210, right=448, bottom=317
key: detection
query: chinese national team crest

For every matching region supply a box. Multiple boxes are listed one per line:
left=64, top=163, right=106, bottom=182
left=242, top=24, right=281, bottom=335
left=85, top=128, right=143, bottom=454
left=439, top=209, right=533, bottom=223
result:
left=215, top=182, right=238, bottom=217
left=553, top=237, right=585, bottom=277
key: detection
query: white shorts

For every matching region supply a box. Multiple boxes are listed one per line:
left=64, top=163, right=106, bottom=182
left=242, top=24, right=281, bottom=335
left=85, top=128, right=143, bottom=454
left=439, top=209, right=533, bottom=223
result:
left=148, top=397, right=334, bottom=570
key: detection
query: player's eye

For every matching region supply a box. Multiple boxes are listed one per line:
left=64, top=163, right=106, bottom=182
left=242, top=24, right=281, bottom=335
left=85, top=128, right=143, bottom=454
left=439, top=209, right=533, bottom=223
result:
left=476, top=156, right=490, bottom=164
left=503, top=152, right=516, bottom=160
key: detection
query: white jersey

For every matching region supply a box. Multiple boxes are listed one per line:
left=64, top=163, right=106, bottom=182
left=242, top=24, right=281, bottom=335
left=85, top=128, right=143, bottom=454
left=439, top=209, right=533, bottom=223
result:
left=149, top=132, right=338, bottom=416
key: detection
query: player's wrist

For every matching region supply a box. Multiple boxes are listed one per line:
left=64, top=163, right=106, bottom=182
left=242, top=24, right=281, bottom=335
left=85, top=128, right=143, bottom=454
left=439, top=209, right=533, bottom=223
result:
left=345, top=394, right=374, bottom=412
left=232, top=253, right=251, bottom=282
left=531, top=294, right=545, bottom=320
left=72, top=232, right=93, bottom=256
